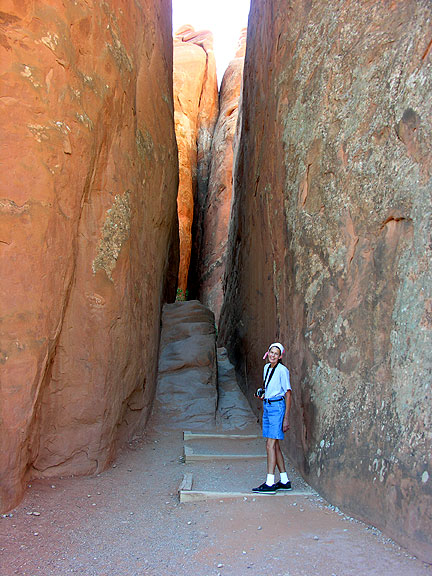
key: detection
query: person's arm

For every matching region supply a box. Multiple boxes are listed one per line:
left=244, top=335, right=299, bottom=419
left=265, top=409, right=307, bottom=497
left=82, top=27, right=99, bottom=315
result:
left=282, top=389, right=291, bottom=432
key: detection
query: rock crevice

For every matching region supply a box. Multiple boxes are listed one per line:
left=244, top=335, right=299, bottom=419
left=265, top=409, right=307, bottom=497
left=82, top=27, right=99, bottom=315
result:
left=197, top=29, right=247, bottom=321
left=173, top=25, right=218, bottom=296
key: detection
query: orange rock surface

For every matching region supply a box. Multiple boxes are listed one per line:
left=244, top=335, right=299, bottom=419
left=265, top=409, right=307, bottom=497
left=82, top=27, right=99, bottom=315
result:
left=173, top=26, right=218, bottom=295
left=220, top=0, right=432, bottom=562
left=198, top=30, right=246, bottom=322
left=0, top=0, right=178, bottom=511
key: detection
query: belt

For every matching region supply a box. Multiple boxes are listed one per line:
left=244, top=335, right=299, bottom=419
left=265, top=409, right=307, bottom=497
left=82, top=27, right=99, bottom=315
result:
left=263, top=397, right=284, bottom=404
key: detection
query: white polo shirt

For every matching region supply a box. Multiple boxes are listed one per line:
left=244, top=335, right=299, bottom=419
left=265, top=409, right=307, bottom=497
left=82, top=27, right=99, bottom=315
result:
left=263, top=362, right=291, bottom=399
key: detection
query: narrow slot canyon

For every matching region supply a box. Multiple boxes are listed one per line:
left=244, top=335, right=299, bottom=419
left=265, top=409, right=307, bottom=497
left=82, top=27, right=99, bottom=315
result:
left=0, top=1, right=431, bottom=573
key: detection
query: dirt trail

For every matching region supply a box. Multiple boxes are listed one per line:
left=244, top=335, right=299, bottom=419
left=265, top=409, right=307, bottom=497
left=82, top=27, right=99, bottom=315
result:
left=1, top=302, right=431, bottom=575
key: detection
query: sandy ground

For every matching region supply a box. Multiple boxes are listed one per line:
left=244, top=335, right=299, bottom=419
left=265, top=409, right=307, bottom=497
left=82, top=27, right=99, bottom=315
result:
left=1, top=417, right=431, bottom=576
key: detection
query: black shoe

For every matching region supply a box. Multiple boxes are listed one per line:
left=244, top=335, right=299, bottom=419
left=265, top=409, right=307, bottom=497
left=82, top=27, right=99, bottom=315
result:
left=274, top=480, right=292, bottom=491
left=252, top=482, right=277, bottom=494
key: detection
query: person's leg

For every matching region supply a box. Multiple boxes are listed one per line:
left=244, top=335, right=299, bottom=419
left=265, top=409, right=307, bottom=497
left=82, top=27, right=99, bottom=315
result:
left=253, top=404, right=279, bottom=493
left=262, top=403, right=277, bottom=482
left=275, top=440, right=286, bottom=473
left=274, top=440, right=290, bottom=486
left=252, top=436, right=278, bottom=493
left=273, top=400, right=291, bottom=490
left=266, top=438, right=277, bottom=476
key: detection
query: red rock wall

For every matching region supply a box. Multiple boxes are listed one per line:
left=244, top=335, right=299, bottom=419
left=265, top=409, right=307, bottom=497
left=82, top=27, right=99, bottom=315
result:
left=0, top=0, right=178, bottom=511
left=173, top=26, right=218, bottom=295
left=220, top=0, right=432, bottom=561
left=198, top=31, right=246, bottom=322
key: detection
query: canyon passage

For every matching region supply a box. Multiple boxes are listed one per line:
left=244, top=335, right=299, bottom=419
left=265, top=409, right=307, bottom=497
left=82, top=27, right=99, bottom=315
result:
left=1, top=0, right=431, bottom=570
left=1, top=300, right=430, bottom=575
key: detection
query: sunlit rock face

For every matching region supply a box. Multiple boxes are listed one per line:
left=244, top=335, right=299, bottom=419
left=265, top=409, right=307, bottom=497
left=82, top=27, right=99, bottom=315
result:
left=173, top=26, right=218, bottom=295
left=0, top=0, right=178, bottom=511
left=198, top=30, right=246, bottom=323
left=220, top=0, right=432, bottom=561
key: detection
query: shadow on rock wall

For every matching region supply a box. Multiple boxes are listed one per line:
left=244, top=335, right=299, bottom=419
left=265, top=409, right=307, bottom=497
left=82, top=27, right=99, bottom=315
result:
left=220, top=0, right=432, bottom=562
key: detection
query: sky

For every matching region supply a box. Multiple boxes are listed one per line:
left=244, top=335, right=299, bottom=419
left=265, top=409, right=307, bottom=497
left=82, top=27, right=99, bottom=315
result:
left=172, top=0, right=251, bottom=83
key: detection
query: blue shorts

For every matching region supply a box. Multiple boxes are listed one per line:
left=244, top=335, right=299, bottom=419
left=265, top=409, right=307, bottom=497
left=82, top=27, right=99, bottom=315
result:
left=262, top=398, right=286, bottom=440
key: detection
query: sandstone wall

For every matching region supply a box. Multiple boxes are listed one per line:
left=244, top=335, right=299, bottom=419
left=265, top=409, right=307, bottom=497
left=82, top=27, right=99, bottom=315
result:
left=173, top=26, right=218, bottom=295
left=220, top=0, right=432, bottom=561
left=0, top=0, right=178, bottom=511
left=198, top=30, right=246, bottom=322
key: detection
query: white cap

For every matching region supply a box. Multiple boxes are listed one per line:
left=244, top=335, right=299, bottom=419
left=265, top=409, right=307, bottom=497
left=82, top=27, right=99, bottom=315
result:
left=263, top=342, right=285, bottom=360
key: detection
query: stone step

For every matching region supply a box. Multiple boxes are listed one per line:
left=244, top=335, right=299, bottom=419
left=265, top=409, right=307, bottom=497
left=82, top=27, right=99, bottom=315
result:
left=179, top=489, right=313, bottom=503
left=183, top=431, right=261, bottom=441
left=177, top=472, right=315, bottom=503
left=183, top=444, right=266, bottom=462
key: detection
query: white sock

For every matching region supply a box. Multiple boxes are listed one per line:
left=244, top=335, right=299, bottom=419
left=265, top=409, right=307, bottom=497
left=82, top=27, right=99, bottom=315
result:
left=266, top=474, right=275, bottom=486
left=280, top=472, right=289, bottom=484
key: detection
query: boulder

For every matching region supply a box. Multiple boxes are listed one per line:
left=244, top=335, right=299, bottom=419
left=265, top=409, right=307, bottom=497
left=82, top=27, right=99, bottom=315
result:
left=0, top=0, right=178, bottom=511
left=154, top=301, right=217, bottom=429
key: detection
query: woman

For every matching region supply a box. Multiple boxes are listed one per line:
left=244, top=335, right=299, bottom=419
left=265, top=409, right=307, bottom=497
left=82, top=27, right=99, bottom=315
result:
left=252, top=342, right=292, bottom=494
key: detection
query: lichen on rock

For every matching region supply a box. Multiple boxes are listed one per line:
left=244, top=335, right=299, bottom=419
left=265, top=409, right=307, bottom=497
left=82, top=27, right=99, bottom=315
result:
left=0, top=0, right=179, bottom=515
left=136, top=128, right=154, bottom=164
left=219, top=0, right=432, bottom=562
left=92, top=191, right=131, bottom=280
